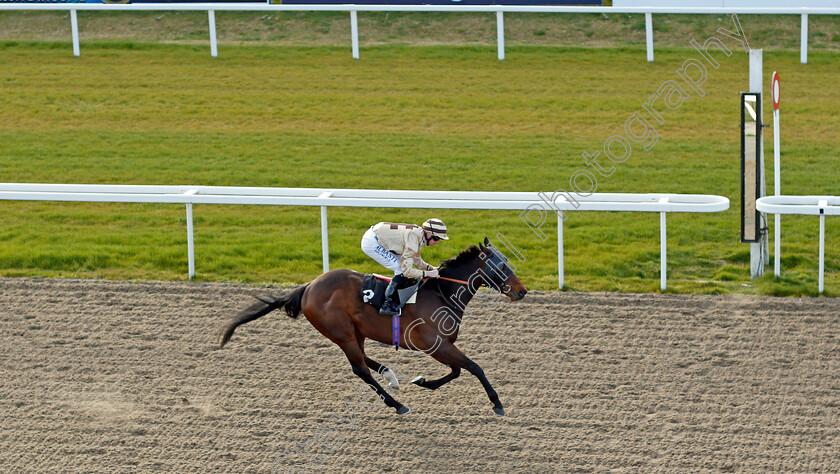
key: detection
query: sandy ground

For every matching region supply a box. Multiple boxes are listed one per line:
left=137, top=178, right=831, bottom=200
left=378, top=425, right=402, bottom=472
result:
left=2, top=277, right=840, bottom=473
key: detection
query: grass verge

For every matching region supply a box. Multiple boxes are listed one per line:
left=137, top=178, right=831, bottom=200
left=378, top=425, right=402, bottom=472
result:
left=0, top=41, right=837, bottom=295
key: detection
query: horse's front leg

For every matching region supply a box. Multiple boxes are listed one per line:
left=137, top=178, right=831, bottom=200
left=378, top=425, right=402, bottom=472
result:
left=428, top=342, right=504, bottom=416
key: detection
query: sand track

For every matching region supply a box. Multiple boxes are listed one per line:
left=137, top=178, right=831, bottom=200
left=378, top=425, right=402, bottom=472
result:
left=2, top=278, right=840, bottom=473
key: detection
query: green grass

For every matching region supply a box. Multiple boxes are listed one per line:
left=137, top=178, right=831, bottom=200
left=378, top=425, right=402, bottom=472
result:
left=0, top=41, right=838, bottom=295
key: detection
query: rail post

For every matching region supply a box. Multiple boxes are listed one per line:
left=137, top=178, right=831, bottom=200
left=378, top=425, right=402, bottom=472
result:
left=659, top=197, right=669, bottom=291
left=71, top=9, right=80, bottom=57
left=496, top=10, right=505, bottom=61
left=557, top=213, right=564, bottom=289
left=819, top=200, right=826, bottom=293
left=319, top=192, right=332, bottom=273
left=209, top=10, right=218, bottom=58
left=645, top=12, right=654, bottom=62
left=351, top=10, right=359, bottom=60
left=801, top=13, right=808, bottom=64
left=184, top=189, right=199, bottom=279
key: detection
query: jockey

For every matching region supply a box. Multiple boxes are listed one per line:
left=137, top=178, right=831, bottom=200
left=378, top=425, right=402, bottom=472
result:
left=360, top=218, right=449, bottom=315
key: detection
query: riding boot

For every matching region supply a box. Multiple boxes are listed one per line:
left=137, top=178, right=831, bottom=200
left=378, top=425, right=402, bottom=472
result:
left=379, top=275, right=405, bottom=316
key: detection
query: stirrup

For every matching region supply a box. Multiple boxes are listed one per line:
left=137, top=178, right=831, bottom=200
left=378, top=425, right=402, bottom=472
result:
left=379, top=301, right=401, bottom=316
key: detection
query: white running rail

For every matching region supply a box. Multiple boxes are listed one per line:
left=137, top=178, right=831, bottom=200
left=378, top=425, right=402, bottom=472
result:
left=1, top=4, right=838, bottom=63
left=756, top=195, right=840, bottom=293
left=0, top=183, right=729, bottom=289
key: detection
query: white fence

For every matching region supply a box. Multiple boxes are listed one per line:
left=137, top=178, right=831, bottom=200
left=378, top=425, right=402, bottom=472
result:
left=0, top=183, right=728, bottom=290
left=2, top=3, right=839, bottom=63
left=756, top=195, right=839, bottom=294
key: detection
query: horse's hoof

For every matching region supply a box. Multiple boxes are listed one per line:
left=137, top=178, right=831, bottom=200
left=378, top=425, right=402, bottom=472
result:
left=410, top=376, right=425, bottom=385
left=493, top=406, right=505, bottom=417
left=397, top=406, right=411, bottom=415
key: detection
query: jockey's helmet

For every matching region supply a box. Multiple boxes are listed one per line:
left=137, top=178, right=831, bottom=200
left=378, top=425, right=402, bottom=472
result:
left=422, top=218, right=449, bottom=240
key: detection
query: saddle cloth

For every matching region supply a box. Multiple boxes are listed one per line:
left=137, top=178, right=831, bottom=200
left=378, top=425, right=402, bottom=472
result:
left=360, top=274, right=419, bottom=312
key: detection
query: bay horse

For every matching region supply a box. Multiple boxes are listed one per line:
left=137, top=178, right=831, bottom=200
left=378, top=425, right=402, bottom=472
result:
left=217, top=237, right=527, bottom=416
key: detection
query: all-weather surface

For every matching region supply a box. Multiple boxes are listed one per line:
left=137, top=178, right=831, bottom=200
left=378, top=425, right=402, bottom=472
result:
left=2, top=278, right=838, bottom=472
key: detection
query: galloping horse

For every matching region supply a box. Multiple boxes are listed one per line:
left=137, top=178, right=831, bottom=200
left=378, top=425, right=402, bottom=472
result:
left=218, top=238, right=527, bottom=416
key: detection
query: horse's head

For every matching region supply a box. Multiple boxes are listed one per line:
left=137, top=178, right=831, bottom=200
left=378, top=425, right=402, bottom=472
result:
left=478, top=237, right=528, bottom=301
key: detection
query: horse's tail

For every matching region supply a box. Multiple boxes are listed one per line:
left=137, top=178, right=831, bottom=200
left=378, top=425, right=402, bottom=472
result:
left=218, top=284, right=309, bottom=348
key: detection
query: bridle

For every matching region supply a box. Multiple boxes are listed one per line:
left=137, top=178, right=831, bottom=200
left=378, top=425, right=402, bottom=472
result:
left=428, top=248, right=517, bottom=299
left=481, top=248, right=517, bottom=299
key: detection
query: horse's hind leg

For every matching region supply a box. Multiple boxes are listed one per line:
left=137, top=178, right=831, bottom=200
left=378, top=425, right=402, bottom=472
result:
left=337, top=339, right=409, bottom=415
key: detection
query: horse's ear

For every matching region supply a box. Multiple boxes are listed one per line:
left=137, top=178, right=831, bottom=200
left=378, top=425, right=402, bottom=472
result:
left=479, top=240, right=485, bottom=251
left=484, top=237, right=491, bottom=247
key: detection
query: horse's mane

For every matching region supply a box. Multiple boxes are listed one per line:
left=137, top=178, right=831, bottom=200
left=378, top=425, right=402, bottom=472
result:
left=439, top=245, right=480, bottom=270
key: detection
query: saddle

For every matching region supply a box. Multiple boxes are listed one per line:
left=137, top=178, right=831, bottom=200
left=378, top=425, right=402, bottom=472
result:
left=360, top=274, right=420, bottom=314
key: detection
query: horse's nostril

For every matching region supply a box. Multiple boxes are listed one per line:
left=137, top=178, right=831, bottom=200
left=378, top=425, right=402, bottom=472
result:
left=519, top=289, right=527, bottom=297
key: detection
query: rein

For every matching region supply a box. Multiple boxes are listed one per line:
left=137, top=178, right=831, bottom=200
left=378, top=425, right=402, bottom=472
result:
left=432, top=249, right=513, bottom=288
left=418, top=247, right=516, bottom=318
left=436, top=275, right=469, bottom=285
